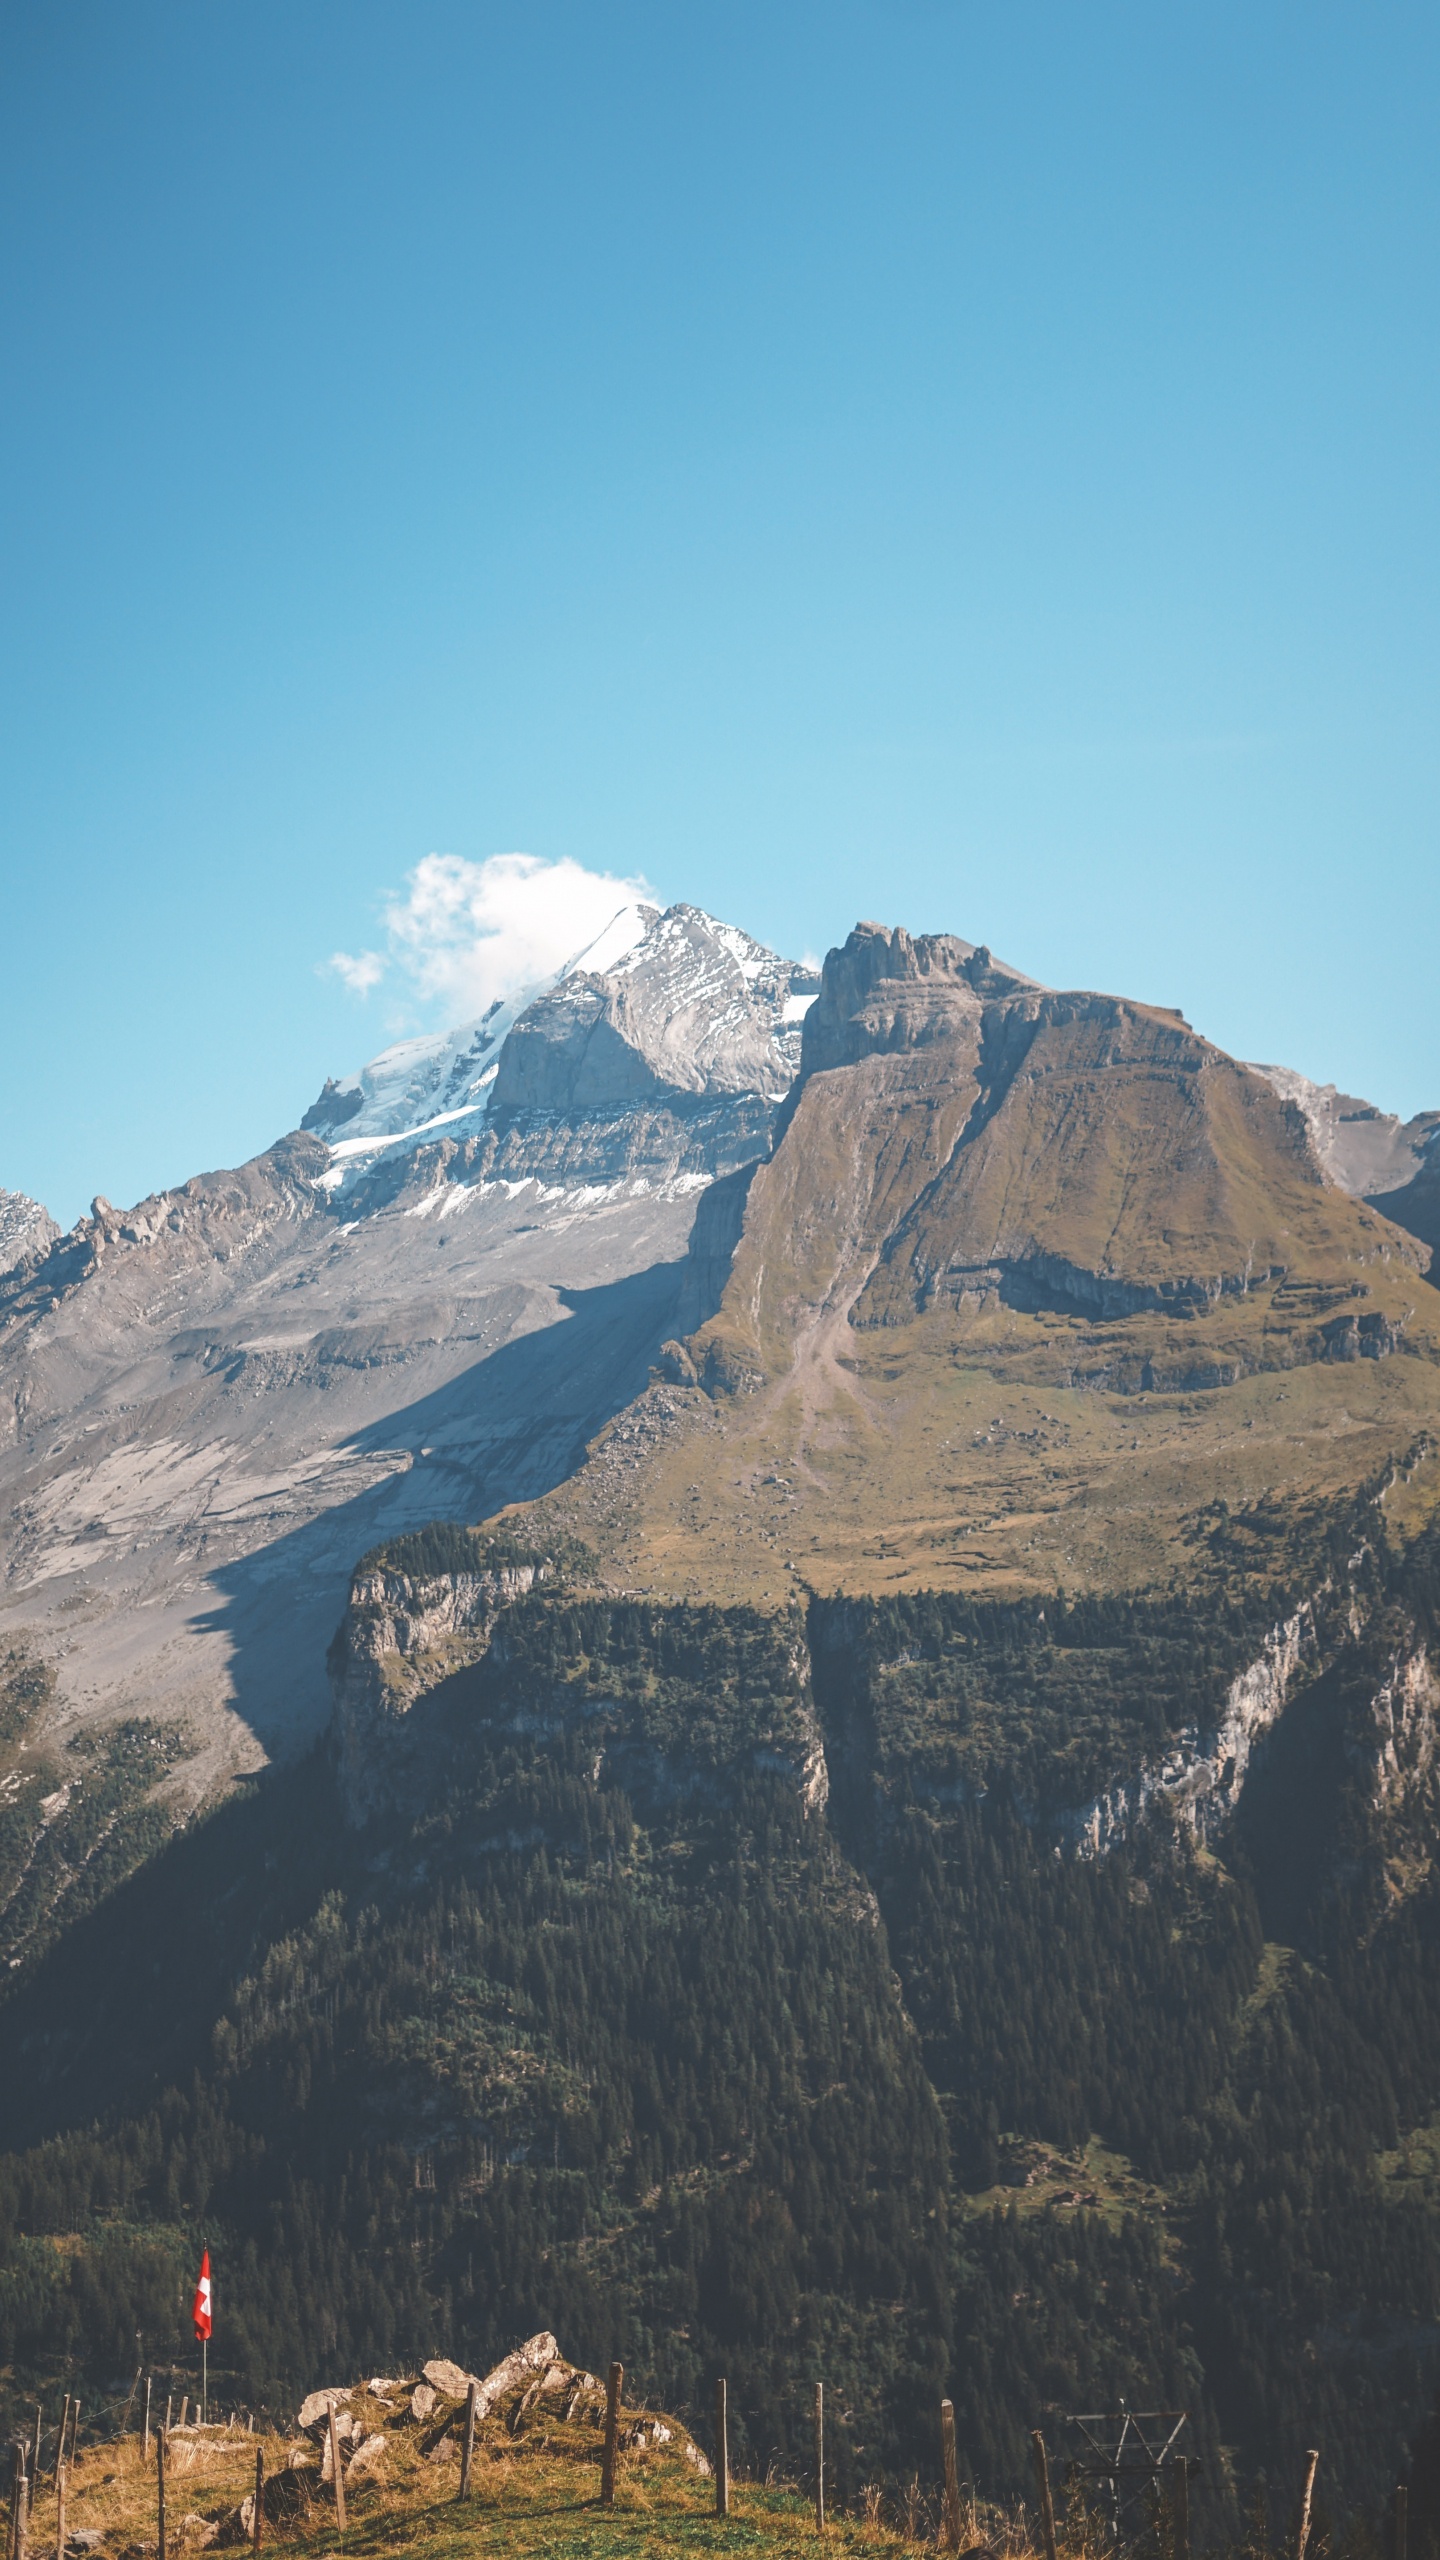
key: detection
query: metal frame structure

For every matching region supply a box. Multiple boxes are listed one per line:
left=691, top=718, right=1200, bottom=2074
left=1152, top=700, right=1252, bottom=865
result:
left=1054, top=2407, right=1192, bottom=2556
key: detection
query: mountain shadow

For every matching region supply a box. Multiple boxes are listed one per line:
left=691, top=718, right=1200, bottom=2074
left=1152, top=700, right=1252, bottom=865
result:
left=194, top=1252, right=692, bottom=1766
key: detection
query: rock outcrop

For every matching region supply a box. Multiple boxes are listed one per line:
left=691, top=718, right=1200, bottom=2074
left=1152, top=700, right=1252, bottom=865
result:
left=1250, top=1063, right=1440, bottom=1260
left=328, top=1540, right=560, bottom=1818
left=689, top=919, right=1431, bottom=1385
left=313, top=903, right=818, bottom=1214
left=1062, top=1602, right=1319, bottom=1857
left=281, top=2333, right=709, bottom=2487
left=0, top=1188, right=60, bottom=1277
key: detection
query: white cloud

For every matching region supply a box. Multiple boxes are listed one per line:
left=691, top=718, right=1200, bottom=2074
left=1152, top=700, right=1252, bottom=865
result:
left=327, top=948, right=386, bottom=995
left=326, top=851, right=657, bottom=1022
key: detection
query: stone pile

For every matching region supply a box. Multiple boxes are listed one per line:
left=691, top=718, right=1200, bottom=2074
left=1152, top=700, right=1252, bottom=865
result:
left=207, top=2331, right=706, bottom=2542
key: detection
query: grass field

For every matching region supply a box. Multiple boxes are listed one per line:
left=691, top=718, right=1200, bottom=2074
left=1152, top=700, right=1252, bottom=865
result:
left=13, top=2420, right=1046, bottom=2560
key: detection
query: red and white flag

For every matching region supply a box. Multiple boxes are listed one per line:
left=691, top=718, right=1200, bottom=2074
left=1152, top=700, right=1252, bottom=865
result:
left=192, top=2250, right=212, bottom=2342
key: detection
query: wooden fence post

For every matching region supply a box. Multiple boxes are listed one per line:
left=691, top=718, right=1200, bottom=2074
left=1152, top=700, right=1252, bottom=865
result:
left=1297, top=2451, right=1320, bottom=2560
left=66, top=2411, right=78, bottom=2472
left=10, top=2444, right=25, bottom=2560
left=142, top=2382, right=152, bottom=2466
left=52, top=2465, right=63, bottom=2560
left=251, top=2449, right=263, bottom=2556
left=327, top=2408, right=346, bottom=2533
left=458, top=2383, right=477, bottom=2501
left=1395, top=2485, right=1408, bottom=2560
left=1032, top=2432, right=1058, bottom=2560
left=813, top=2383, right=824, bottom=2533
left=941, top=2400, right=962, bottom=2552
left=600, top=2364, right=623, bottom=2510
left=156, top=2433, right=166, bottom=2560
left=52, top=2407, right=69, bottom=2487
left=30, top=2415, right=40, bottom=2512
left=715, top=2379, right=729, bottom=2519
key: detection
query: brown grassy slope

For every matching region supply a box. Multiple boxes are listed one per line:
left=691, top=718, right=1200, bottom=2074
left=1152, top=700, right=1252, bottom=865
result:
left=707, top=928, right=1428, bottom=1366
left=513, top=927, right=1440, bottom=1604
left=532, top=1326, right=1440, bottom=1605
left=857, top=1004, right=1419, bottom=1321
left=27, top=2409, right=1048, bottom=2560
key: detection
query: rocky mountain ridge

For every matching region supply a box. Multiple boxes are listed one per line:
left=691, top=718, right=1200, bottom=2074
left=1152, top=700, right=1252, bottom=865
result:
left=0, top=1188, right=60, bottom=1277
left=1, top=899, right=1438, bottom=1878
left=0, top=905, right=812, bottom=1814
left=4, top=911, right=1440, bottom=2528
left=306, top=903, right=819, bottom=1215
left=514, top=922, right=1440, bottom=1613
left=1252, top=1060, right=1440, bottom=1192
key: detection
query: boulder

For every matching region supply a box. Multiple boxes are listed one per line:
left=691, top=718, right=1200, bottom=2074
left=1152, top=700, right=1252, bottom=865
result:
left=421, top=2358, right=479, bottom=2401
left=470, top=2331, right=559, bottom=2420
left=409, top=2384, right=436, bottom=2423
left=319, top=2420, right=362, bottom=2484
left=297, top=2389, right=350, bottom=2433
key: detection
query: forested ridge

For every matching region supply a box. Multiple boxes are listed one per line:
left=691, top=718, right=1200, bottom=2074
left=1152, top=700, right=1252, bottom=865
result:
left=1, top=1501, right=1439, bottom=2546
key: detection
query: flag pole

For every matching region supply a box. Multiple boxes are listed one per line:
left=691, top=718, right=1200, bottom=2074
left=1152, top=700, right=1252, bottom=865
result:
left=191, top=2251, right=213, bottom=2425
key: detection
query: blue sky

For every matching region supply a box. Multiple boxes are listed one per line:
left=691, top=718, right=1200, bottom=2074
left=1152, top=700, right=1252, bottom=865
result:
left=2, top=0, right=1438, bottom=1227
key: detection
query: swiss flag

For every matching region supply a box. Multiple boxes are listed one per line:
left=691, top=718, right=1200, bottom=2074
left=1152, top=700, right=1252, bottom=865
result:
left=192, top=2250, right=212, bottom=2342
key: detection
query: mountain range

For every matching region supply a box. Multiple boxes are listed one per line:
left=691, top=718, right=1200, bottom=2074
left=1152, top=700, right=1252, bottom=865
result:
left=2, top=899, right=1440, bottom=2528
left=0, top=903, right=819, bottom=1804
left=1, top=901, right=1433, bottom=1811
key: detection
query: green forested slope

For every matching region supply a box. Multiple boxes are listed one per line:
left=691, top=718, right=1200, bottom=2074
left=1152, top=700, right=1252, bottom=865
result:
left=1, top=1522, right=1439, bottom=2539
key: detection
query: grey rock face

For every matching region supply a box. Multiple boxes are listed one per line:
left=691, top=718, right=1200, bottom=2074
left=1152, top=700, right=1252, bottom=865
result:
left=0, top=1188, right=60, bottom=1277
left=1249, top=1062, right=1440, bottom=1255
left=795, top=922, right=1038, bottom=1081
left=330, top=1554, right=551, bottom=1819
left=307, top=904, right=818, bottom=1215
left=0, top=905, right=812, bottom=1799
left=1061, top=1601, right=1317, bottom=1857
left=492, top=904, right=814, bottom=1115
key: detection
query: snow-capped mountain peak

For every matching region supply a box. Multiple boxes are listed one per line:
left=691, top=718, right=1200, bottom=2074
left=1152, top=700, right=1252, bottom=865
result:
left=302, top=898, right=661, bottom=1151
left=561, top=898, right=660, bottom=980
left=302, top=902, right=820, bottom=1194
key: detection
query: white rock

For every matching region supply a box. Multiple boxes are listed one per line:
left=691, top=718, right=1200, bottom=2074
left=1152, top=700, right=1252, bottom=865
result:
left=297, top=2389, right=350, bottom=2433
left=421, top=2358, right=479, bottom=2401
left=471, top=2332, right=560, bottom=2420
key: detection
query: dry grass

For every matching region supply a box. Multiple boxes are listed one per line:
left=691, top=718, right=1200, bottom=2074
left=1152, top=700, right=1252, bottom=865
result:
left=529, top=1315, right=1440, bottom=1609
left=504, top=993, right=1440, bottom=1610
left=13, top=2419, right=1081, bottom=2560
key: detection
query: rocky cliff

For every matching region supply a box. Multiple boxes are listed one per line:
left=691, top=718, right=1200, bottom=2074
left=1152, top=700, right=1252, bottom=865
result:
left=0, top=905, right=813, bottom=1805
left=313, top=903, right=819, bottom=1214
left=1252, top=1062, right=1440, bottom=1255
left=3, top=898, right=1438, bottom=1897
left=517, top=921, right=1440, bottom=1611
left=0, top=1189, right=60, bottom=1278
